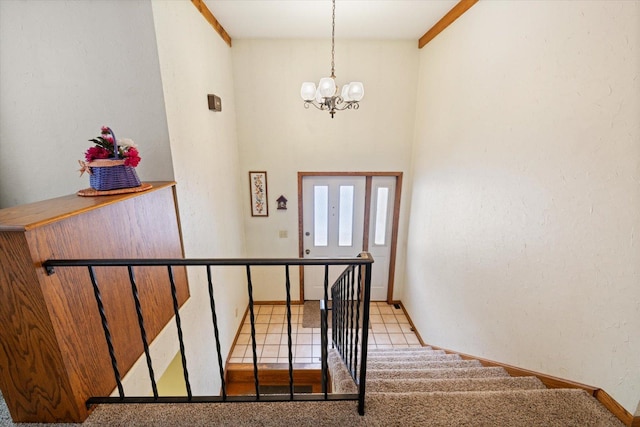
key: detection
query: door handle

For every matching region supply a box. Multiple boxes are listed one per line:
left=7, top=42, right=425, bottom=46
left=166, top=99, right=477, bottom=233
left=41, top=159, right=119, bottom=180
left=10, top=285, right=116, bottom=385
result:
left=305, top=249, right=310, bottom=255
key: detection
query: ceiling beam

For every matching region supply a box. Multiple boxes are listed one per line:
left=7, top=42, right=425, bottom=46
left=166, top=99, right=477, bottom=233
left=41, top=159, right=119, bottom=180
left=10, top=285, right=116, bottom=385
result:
left=191, top=0, right=232, bottom=47
left=418, top=0, right=478, bottom=49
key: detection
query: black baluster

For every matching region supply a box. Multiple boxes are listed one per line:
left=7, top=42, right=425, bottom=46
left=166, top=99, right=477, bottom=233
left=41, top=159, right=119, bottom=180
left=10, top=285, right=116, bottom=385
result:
left=127, top=266, right=158, bottom=399
left=331, top=285, right=337, bottom=349
left=168, top=266, right=192, bottom=399
left=358, top=261, right=373, bottom=416
left=245, top=265, right=260, bottom=399
left=341, top=276, right=345, bottom=353
left=284, top=265, right=294, bottom=400
left=348, top=266, right=356, bottom=375
left=354, top=265, right=363, bottom=379
left=336, top=277, right=342, bottom=354
left=88, top=266, right=124, bottom=399
left=206, top=265, right=226, bottom=401
left=322, top=263, right=330, bottom=398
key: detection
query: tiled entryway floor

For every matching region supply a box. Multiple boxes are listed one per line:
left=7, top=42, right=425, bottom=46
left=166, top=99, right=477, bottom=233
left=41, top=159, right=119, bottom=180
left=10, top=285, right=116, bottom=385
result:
left=228, top=301, right=422, bottom=364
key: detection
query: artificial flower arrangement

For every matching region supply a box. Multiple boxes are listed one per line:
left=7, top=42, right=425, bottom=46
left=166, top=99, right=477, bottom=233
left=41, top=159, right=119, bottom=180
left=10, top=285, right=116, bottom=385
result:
left=79, top=126, right=142, bottom=191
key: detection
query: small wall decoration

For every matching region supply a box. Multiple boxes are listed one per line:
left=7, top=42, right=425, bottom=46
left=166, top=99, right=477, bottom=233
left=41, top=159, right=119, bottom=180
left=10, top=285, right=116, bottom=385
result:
left=249, top=171, right=268, bottom=217
left=276, top=195, right=288, bottom=210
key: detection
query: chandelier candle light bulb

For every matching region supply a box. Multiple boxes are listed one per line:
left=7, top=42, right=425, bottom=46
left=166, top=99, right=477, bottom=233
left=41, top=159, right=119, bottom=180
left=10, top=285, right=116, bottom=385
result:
left=301, top=82, right=317, bottom=101
left=300, top=0, right=364, bottom=118
left=318, top=77, right=337, bottom=98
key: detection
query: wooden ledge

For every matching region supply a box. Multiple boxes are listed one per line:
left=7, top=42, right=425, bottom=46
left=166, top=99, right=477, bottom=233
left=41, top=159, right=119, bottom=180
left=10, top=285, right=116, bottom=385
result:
left=0, top=181, right=176, bottom=232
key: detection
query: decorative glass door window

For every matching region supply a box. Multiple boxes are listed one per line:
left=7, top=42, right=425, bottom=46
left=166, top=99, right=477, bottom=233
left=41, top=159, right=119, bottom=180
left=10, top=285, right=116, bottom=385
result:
left=312, top=184, right=356, bottom=247
left=313, top=185, right=329, bottom=247
left=338, top=185, right=355, bottom=247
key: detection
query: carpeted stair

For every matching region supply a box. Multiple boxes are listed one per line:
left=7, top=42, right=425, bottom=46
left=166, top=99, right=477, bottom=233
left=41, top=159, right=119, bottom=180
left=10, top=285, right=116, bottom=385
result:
left=328, top=346, right=625, bottom=426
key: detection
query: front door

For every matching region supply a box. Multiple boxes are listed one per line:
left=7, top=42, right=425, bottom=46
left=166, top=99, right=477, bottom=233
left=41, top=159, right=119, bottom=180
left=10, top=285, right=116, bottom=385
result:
left=302, top=176, right=366, bottom=300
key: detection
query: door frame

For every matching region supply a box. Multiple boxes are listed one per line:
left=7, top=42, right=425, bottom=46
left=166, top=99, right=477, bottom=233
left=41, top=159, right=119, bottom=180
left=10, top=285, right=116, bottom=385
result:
left=297, top=171, right=403, bottom=303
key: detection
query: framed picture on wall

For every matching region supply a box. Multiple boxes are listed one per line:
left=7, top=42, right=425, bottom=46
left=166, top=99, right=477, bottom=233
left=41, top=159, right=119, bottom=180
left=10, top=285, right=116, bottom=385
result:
left=249, top=171, right=268, bottom=217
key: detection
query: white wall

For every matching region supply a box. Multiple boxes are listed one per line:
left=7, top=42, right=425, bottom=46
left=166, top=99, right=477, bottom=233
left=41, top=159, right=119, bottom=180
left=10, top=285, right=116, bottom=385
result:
left=0, top=0, right=247, bottom=396
left=232, top=39, right=418, bottom=301
left=151, top=0, right=247, bottom=395
left=0, top=0, right=174, bottom=208
left=405, top=0, right=640, bottom=413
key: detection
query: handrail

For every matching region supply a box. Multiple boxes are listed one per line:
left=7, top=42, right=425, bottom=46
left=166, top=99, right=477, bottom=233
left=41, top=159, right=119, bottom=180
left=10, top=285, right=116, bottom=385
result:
left=43, top=253, right=373, bottom=415
left=44, top=256, right=372, bottom=274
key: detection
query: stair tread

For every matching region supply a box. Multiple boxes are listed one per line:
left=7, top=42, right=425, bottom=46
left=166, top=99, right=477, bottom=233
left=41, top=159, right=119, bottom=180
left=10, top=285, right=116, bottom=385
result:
left=366, top=366, right=511, bottom=380
left=366, top=359, right=482, bottom=370
left=367, top=353, right=461, bottom=362
left=367, top=349, right=447, bottom=356
left=367, top=376, right=546, bottom=393
left=370, top=388, right=601, bottom=399
left=368, top=347, right=435, bottom=354
left=367, top=350, right=445, bottom=355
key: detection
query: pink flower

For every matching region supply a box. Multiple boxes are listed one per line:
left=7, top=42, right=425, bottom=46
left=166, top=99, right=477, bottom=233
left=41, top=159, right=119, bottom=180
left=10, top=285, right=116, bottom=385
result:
left=82, top=127, right=141, bottom=168
left=85, top=146, right=110, bottom=162
left=123, top=147, right=141, bottom=167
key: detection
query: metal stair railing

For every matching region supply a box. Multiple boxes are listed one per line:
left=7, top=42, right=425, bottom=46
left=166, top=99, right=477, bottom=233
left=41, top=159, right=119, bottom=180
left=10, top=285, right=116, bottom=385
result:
left=43, top=253, right=373, bottom=415
left=323, top=252, right=373, bottom=415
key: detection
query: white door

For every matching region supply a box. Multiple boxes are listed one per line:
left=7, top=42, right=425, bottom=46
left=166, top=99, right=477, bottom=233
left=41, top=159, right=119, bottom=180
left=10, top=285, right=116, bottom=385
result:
left=368, top=176, right=396, bottom=301
left=302, top=176, right=366, bottom=300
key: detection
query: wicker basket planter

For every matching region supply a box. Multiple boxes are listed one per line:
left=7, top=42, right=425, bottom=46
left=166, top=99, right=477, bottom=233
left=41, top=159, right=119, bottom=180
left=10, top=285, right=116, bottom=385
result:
left=81, top=126, right=142, bottom=192
left=88, top=159, right=141, bottom=191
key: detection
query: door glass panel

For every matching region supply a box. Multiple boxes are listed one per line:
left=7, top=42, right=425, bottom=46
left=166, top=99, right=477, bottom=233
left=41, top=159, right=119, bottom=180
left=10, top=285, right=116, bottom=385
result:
left=338, top=185, right=354, bottom=246
left=314, top=186, right=328, bottom=246
left=374, top=187, right=389, bottom=245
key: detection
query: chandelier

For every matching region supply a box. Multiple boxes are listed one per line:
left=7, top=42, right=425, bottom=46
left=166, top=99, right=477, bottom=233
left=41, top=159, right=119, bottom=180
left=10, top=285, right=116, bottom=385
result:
left=300, top=0, right=364, bottom=118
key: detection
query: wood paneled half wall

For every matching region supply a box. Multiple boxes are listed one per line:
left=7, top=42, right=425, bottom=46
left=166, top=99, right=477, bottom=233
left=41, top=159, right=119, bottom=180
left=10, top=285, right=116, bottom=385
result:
left=0, top=182, right=189, bottom=422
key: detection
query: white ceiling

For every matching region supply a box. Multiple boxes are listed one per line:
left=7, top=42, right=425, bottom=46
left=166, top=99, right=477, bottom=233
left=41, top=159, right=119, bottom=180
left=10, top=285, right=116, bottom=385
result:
left=203, top=0, right=459, bottom=40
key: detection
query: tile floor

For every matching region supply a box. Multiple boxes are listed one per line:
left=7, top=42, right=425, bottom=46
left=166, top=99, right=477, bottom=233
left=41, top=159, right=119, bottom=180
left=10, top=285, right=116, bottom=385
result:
left=228, top=301, right=422, bottom=364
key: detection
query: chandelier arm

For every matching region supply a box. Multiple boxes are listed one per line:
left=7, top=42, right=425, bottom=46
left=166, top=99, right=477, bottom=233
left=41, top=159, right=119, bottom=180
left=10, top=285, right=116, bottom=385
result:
left=304, top=101, right=329, bottom=111
left=333, top=102, right=357, bottom=111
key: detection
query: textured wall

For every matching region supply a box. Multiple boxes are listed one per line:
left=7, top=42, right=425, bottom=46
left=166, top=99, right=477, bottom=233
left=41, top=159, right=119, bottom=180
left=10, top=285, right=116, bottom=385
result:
left=0, top=0, right=174, bottom=208
left=405, top=0, right=640, bottom=413
left=151, top=0, right=247, bottom=395
left=231, top=39, right=418, bottom=301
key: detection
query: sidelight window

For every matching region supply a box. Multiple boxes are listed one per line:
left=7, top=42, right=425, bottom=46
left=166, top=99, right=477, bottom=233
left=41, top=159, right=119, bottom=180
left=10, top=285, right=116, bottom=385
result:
left=374, top=187, right=389, bottom=245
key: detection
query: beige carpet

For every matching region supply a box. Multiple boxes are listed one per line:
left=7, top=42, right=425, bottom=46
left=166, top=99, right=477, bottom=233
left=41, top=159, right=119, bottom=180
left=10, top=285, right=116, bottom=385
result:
left=0, top=348, right=625, bottom=426
left=79, top=391, right=625, bottom=426
left=5, top=388, right=619, bottom=427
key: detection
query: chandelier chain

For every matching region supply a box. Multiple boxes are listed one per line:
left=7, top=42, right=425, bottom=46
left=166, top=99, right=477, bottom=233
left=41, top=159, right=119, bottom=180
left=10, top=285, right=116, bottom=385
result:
left=300, top=0, right=362, bottom=118
left=331, top=0, right=336, bottom=78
